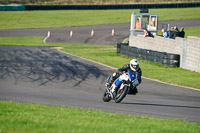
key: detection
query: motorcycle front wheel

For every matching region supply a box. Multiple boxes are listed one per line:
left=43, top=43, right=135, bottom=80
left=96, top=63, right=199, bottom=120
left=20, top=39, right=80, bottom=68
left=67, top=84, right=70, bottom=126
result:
left=102, top=91, right=111, bottom=102
left=114, top=85, right=129, bottom=103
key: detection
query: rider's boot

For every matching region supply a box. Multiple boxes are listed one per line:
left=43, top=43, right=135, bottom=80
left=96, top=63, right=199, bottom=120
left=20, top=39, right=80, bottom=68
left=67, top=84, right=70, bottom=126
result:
left=133, top=87, right=138, bottom=95
left=129, top=87, right=138, bottom=95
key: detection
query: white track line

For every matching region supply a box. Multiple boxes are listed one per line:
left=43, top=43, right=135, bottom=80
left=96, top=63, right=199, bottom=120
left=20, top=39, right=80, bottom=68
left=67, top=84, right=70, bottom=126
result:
left=55, top=48, right=200, bottom=92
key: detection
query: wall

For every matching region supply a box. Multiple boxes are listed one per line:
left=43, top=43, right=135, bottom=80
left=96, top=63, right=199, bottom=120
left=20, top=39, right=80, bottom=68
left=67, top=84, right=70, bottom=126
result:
left=186, top=36, right=200, bottom=72
left=129, top=35, right=200, bottom=73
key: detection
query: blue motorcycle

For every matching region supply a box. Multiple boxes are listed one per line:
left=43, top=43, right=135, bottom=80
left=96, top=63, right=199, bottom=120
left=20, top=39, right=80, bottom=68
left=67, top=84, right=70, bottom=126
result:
left=103, top=70, right=137, bottom=103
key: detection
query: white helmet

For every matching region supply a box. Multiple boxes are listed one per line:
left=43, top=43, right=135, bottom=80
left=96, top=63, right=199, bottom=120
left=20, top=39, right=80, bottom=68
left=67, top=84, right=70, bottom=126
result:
left=130, top=59, right=139, bottom=71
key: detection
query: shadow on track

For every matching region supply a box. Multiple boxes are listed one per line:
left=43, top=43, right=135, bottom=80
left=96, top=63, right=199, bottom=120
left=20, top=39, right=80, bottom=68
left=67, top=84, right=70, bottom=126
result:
left=122, top=102, right=200, bottom=109
left=0, top=46, right=107, bottom=86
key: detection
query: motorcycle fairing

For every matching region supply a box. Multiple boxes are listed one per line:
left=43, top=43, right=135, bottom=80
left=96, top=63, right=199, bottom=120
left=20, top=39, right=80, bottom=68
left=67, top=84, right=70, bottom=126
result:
left=114, top=78, right=122, bottom=88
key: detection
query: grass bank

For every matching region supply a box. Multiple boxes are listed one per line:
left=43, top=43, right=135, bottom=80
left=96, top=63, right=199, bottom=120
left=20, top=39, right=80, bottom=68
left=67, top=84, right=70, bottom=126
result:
left=1, top=101, right=200, bottom=133
left=156, top=26, right=200, bottom=38
left=0, top=36, right=200, bottom=89
left=0, top=8, right=200, bottom=30
left=185, top=26, right=200, bottom=37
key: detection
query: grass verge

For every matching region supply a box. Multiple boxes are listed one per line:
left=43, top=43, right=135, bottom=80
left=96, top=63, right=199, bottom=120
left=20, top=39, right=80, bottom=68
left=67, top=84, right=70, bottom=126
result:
left=185, top=26, right=200, bottom=37
left=157, top=26, right=200, bottom=38
left=0, top=8, right=200, bottom=30
left=1, top=100, right=200, bottom=133
left=0, top=36, right=200, bottom=89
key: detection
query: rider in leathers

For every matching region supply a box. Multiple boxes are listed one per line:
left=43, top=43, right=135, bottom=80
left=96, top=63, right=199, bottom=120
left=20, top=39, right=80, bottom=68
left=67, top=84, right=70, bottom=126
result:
left=108, top=59, right=142, bottom=95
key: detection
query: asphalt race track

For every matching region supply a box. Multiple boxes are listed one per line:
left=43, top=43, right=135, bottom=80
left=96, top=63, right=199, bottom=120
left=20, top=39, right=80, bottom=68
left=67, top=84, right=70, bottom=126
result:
left=0, top=46, right=200, bottom=122
left=1, top=19, right=200, bottom=45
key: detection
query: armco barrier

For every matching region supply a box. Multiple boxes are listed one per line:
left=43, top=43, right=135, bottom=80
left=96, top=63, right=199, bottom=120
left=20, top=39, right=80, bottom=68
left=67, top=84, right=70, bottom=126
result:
left=0, top=4, right=25, bottom=11
left=117, top=43, right=180, bottom=67
left=25, top=2, right=200, bottom=10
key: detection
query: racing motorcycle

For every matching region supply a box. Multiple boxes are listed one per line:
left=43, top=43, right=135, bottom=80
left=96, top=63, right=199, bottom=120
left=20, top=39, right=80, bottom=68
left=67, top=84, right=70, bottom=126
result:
left=103, top=70, right=137, bottom=103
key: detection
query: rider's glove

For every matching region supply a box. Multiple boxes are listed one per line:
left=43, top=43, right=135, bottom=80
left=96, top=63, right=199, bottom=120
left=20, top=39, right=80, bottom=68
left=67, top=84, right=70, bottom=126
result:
left=117, top=71, right=123, bottom=75
left=132, top=79, right=139, bottom=87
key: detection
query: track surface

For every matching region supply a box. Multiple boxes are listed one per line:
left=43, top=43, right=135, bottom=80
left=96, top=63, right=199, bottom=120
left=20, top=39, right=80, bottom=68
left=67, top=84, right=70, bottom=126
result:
left=1, top=19, right=200, bottom=45
left=0, top=46, right=200, bottom=122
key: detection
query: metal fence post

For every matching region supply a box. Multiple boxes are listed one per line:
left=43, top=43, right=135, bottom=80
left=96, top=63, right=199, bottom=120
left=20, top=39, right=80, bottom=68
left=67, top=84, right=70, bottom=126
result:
left=182, top=39, right=187, bottom=69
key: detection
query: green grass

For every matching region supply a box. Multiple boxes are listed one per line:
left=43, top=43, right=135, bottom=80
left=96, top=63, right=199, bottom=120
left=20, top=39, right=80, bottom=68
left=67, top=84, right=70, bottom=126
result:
left=0, top=36, right=200, bottom=89
left=157, top=26, right=200, bottom=38
left=0, top=36, right=45, bottom=46
left=0, top=8, right=200, bottom=30
left=0, top=101, right=200, bottom=133
left=185, top=26, right=200, bottom=37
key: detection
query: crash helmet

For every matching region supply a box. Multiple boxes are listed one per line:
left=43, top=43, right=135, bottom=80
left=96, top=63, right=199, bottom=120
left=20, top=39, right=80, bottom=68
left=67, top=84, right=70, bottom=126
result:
left=130, top=59, right=139, bottom=72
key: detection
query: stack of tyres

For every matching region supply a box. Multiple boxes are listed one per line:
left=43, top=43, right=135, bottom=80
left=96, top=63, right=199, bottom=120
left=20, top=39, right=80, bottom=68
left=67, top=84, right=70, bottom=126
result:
left=120, top=45, right=126, bottom=55
left=125, top=46, right=130, bottom=56
left=141, top=49, right=154, bottom=61
left=162, top=53, right=180, bottom=67
left=140, top=49, right=155, bottom=62
left=148, top=50, right=157, bottom=62
left=155, top=52, right=166, bottom=64
left=120, top=43, right=129, bottom=56
left=130, top=47, right=137, bottom=57
left=155, top=52, right=180, bottom=67
left=127, top=46, right=132, bottom=57
left=129, top=47, right=134, bottom=57
left=117, top=43, right=121, bottom=53
left=135, top=48, right=142, bottom=58
left=140, top=49, right=147, bottom=60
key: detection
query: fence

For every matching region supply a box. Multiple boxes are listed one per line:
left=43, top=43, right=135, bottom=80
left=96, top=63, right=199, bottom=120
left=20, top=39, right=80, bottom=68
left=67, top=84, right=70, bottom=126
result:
left=117, top=43, right=180, bottom=67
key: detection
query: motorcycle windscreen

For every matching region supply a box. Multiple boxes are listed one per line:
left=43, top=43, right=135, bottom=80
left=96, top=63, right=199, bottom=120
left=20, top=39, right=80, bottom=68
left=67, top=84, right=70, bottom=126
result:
left=106, top=75, right=112, bottom=84
left=128, top=71, right=137, bottom=81
left=114, top=78, right=123, bottom=88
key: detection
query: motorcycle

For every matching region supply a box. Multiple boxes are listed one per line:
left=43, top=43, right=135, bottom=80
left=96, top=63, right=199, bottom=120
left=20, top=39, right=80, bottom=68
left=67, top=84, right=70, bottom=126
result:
left=103, top=70, right=137, bottom=103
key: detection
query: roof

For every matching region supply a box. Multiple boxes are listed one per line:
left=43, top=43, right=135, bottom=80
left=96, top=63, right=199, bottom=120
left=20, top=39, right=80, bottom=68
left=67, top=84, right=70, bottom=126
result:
left=132, top=12, right=160, bottom=16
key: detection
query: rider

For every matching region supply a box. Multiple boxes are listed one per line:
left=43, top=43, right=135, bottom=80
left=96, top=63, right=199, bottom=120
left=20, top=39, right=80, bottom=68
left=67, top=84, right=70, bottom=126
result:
left=107, top=59, right=142, bottom=95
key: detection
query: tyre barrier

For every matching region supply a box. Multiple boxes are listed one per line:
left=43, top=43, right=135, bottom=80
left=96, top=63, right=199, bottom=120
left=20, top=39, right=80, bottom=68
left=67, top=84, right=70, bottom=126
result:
left=117, top=43, right=180, bottom=67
